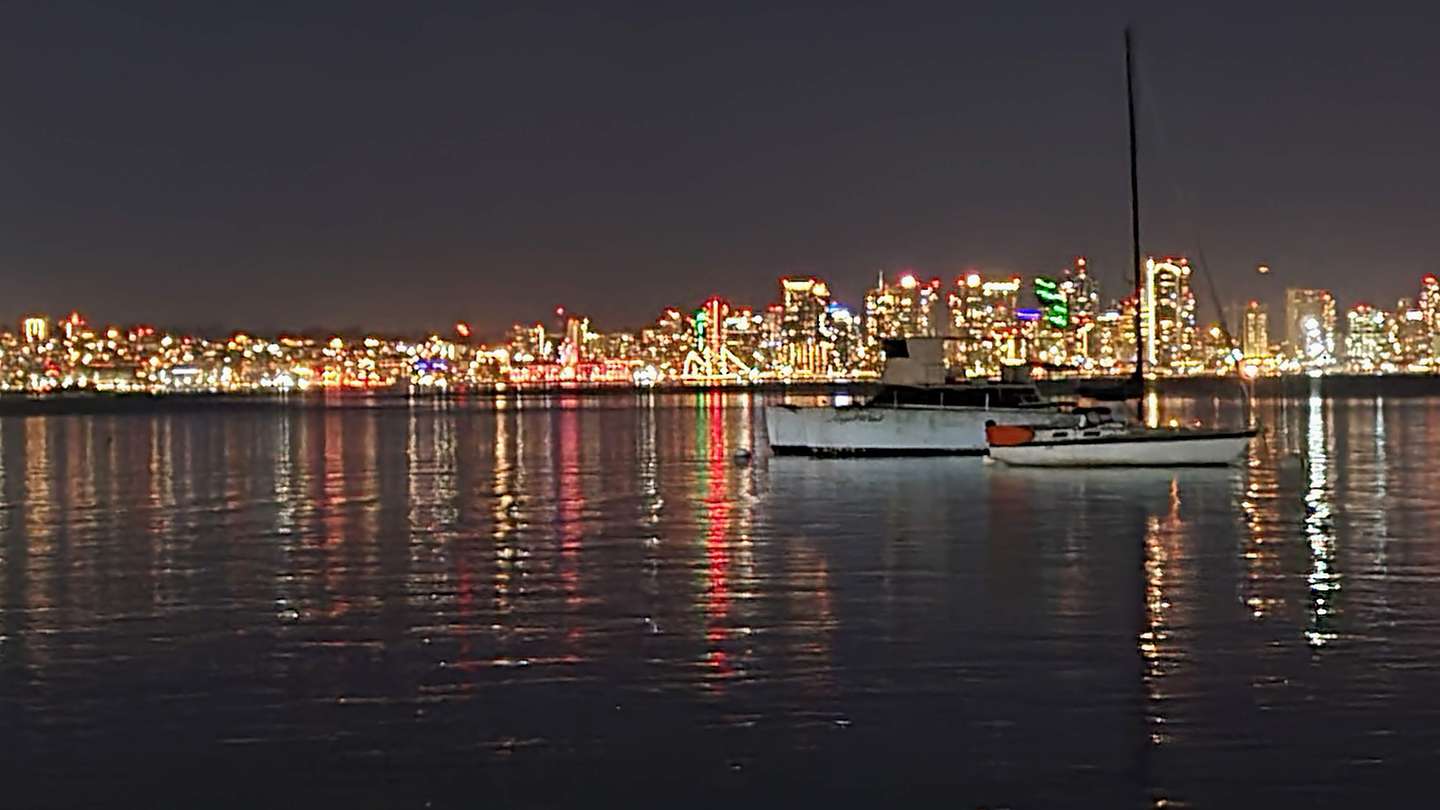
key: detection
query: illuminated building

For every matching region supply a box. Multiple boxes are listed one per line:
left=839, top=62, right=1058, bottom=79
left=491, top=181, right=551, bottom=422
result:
left=1142, top=257, right=1197, bottom=372
left=948, top=272, right=1022, bottom=377
left=1394, top=297, right=1430, bottom=365
left=682, top=297, right=752, bottom=381
left=1090, top=301, right=1137, bottom=372
left=22, top=316, right=48, bottom=344
left=1062, top=257, right=1100, bottom=324
left=1242, top=300, right=1269, bottom=358
left=1345, top=304, right=1393, bottom=371
left=864, top=272, right=947, bottom=345
left=639, top=308, right=691, bottom=377
left=820, top=303, right=863, bottom=376
left=1285, top=288, right=1337, bottom=365
left=591, top=330, right=641, bottom=363
left=507, top=322, right=553, bottom=365
left=62, top=311, right=86, bottom=341
left=723, top=306, right=767, bottom=372
left=1419, top=275, right=1440, bottom=361
left=777, top=276, right=832, bottom=377
left=562, top=315, right=591, bottom=364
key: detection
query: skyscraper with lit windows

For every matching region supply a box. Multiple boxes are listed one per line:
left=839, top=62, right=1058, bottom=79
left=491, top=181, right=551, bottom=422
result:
left=1142, top=257, right=1197, bottom=371
left=1242, top=300, right=1269, bottom=358
left=1285, top=288, right=1337, bottom=364
left=1345, top=303, right=1393, bottom=370
left=947, top=272, right=1022, bottom=376
left=864, top=272, right=946, bottom=343
left=777, top=276, right=832, bottom=377
left=1419, top=275, right=1440, bottom=360
left=22, top=316, right=48, bottom=344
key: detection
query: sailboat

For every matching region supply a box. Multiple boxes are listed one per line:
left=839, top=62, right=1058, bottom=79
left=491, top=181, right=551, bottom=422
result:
left=987, top=28, right=1257, bottom=468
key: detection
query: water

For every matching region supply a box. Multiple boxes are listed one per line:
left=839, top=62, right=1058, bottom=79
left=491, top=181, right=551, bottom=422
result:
left=1, top=390, right=1438, bottom=808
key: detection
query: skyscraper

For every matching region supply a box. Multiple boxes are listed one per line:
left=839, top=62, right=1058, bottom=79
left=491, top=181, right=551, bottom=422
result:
left=1345, top=303, right=1392, bottom=370
left=22, top=316, right=48, bottom=344
left=947, top=272, right=1022, bottom=377
left=1419, top=275, right=1440, bottom=360
left=1243, top=300, right=1269, bottom=358
left=1285, top=288, right=1337, bottom=363
left=1142, top=257, right=1197, bottom=371
left=864, top=272, right=946, bottom=343
left=778, top=276, right=832, bottom=377
left=1061, top=257, right=1100, bottom=324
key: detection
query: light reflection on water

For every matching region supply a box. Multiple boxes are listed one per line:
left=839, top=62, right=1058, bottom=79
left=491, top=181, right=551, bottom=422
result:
left=2, top=392, right=1440, bottom=806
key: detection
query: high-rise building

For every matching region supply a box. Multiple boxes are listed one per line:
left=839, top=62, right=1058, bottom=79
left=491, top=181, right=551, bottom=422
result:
left=61, top=312, right=85, bottom=342
left=1061, top=257, right=1101, bottom=324
left=1089, top=306, right=1132, bottom=371
left=864, top=272, right=946, bottom=344
left=22, top=316, right=48, bottom=344
left=1419, top=275, right=1440, bottom=360
left=561, top=315, right=591, bottom=365
left=947, top=272, right=1022, bottom=377
left=724, top=306, right=765, bottom=372
left=640, top=308, right=691, bottom=376
left=1394, top=297, right=1429, bottom=365
left=821, top=303, right=864, bottom=375
left=1285, top=288, right=1337, bottom=364
left=1345, top=303, right=1392, bottom=370
left=1242, top=300, right=1269, bottom=358
left=1142, top=257, right=1197, bottom=371
left=507, top=322, right=553, bottom=364
left=777, top=276, right=833, bottom=377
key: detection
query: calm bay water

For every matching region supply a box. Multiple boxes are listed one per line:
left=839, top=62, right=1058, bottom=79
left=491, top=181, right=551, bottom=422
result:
left=2, top=389, right=1439, bottom=808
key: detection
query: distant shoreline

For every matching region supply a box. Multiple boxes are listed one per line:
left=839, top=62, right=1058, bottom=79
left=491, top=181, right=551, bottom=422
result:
left=0, top=373, right=1436, bottom=416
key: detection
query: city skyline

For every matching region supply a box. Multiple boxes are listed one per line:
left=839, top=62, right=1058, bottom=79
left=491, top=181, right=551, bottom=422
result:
left=7, top=262, right=1440, bottom=393
left=6, top=4, right=1440, bottom=331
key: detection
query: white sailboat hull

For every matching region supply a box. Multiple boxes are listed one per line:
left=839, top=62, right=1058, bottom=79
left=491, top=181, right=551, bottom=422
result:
left=765, top=404, right=1073, bottom=456
left=988, top=430, right=1253, bottom=467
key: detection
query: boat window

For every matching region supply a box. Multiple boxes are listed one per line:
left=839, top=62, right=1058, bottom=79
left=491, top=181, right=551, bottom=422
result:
left=1083, top=431, right=1099, bottom=437
left=1053, top=431, right=1069, bottom=438
left=872, top=383, right=1050, bottom=410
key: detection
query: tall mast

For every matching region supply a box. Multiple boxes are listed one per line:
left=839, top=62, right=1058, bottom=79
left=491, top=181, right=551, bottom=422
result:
left=1125, top=26, right=1145, bottom=424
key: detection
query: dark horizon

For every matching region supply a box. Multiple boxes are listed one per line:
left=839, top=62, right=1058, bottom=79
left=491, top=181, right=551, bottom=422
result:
left=4, top=2, right=1437, bottom=335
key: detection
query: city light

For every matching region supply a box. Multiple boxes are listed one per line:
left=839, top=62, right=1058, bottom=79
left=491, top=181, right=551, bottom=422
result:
left=4, top=263, right=1439, bottom=393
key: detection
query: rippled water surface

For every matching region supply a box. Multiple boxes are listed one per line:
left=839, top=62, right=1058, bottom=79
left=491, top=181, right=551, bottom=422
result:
left=3, top=390, right=1440, bottom=808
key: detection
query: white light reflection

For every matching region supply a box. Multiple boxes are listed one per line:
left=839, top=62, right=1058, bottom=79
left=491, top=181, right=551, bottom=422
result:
left=1239, top=415, right=1283, bottom=620
left=1141, top=477, right=1181, bottom=746
left=1304, top=382, right=1338, bottom=648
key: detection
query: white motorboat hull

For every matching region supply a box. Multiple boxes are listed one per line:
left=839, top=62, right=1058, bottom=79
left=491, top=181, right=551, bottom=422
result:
left=765, top=404, right=1073, bottom=456
left=988, top=429, right=1253, bottom=467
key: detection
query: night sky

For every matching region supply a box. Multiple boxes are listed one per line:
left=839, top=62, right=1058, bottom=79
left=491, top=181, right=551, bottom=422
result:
left=4, top=2, right=1436, bottom=336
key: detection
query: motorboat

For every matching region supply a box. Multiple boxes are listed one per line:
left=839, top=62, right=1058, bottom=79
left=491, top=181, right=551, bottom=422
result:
left=765, top=337, right=1076, bottom=456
